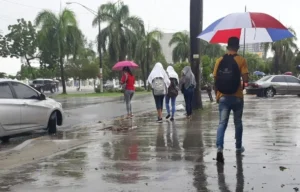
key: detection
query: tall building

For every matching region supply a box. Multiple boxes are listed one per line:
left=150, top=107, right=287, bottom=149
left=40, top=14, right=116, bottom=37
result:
left=240, top=43, right=264, bottom=57
left=159, top=32, right=175, bottom=64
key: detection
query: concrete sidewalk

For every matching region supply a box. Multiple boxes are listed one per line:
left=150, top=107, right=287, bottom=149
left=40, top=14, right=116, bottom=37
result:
left=1, top=95, right=300, bottom=191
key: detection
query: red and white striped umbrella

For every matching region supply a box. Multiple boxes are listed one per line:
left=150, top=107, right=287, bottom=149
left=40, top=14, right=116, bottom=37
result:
left=198, top=12, right=294, bottom=44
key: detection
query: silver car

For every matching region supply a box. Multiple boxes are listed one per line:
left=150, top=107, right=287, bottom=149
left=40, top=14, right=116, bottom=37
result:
left=0, top=79, right=64, bottom=142
left=246, top=75, right=300, bottom=97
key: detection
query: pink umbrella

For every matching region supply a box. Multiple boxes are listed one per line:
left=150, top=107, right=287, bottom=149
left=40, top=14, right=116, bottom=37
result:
left=112, top=61, right=139, bottom=71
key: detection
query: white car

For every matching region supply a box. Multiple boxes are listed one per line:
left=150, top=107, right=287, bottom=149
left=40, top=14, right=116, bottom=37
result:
left=0, top=79, right=64, bottom=142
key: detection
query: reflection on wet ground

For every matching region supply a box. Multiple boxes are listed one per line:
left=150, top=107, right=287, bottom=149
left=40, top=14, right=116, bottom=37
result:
left=1, top=95, right=300, bottom=191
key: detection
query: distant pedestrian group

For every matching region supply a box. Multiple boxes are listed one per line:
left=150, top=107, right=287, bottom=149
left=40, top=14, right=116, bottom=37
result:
left=147, top=62, right=196, bottom=123
left=120, top=62, right=196, bottom=123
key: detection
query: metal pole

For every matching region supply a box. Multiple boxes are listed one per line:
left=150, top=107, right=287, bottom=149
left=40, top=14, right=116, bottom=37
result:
left=243, top=6, right=247, bottom=57
left=190, top=0, right=203, bottom=109
left=98, top=18, right=103, bottom=93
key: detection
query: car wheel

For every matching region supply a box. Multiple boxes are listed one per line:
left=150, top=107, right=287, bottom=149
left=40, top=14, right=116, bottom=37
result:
left=265, top=88, right=275, bottom=98
left=0, top=136, right=10, bottom=143
left=48, top=112, right=57, bottom=134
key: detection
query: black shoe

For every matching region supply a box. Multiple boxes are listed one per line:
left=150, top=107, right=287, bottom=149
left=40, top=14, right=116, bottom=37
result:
left=216, top=152, right=224, bottom=163
left=170, top=117, right=174, bottom=121
left=157, top=118, right=163, bottom=123
left=166, top=114, right=170, bottom=119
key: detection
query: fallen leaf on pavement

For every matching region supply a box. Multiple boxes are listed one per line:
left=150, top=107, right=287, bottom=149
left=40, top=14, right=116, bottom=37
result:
left=279, top=166, right=287, bottom=171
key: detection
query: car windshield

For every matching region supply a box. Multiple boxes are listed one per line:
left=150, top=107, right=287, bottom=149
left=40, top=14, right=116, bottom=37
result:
left=257, top=76, right=272, bottom=82
left=32, top=80, right=43, bottom=84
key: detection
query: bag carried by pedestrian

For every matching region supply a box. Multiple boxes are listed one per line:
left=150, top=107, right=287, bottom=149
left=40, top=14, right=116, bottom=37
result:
left=215, top=54, right=241, bottom=94
left=121, top=73, right=128, bottom=92
left=152, top=77, right=165, bottom=96
left=167, top=78, right=179, bottom=97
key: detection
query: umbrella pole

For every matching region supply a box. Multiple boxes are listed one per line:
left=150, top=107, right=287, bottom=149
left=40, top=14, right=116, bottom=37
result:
left=242, top=5, right=247, bottom=57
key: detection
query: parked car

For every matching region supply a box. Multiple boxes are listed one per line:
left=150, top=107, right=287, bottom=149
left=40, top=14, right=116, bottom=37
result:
left=30, top=79, right=56, bottom=93
left=0, top=79, right=64, bottom=142
left=246, top=75, right=300, bottom=97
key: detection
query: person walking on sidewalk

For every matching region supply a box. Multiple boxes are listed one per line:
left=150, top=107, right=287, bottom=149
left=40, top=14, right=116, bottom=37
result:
left=121, top=67, right=135, bottom=118
left=165, top=66, right=179, bottom=121
left=147, top=62, right=170, bottom=123
left=180, top=66, right=196, bottom=119
left=213, top=37, right=249, bottom=163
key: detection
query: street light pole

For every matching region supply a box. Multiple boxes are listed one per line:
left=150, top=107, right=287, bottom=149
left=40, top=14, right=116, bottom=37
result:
left=97, top=18, right=103, bottom=93
left=66, top=2, right=104, bottom=93
left=190, top=0, right=203, bottom=109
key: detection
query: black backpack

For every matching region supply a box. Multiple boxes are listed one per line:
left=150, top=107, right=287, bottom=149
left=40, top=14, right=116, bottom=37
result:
left=167, top=78, right=179, bottom=97
left=215, top=54, right=241, bottom=94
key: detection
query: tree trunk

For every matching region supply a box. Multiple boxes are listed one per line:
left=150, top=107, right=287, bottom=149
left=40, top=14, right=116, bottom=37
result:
left=273, top=50, right=280, bottom=74
left=25, top=56, right=35, bottom=79
left=59, top=56, right=67, bottom=94
left=141, top=60, right=147, bottom=89
left=78, top=78, right=81, bottom=90
left=190, top=0, right=203, bottom=109
left=146, top=44, right=150, bottom=91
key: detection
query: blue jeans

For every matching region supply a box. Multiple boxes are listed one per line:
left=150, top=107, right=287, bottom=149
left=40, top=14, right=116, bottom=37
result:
left=216, top=96, right=244, bottom=149
left=165, top=96, right=176, bottom=117
left=183, top=87, right=194, bottom=116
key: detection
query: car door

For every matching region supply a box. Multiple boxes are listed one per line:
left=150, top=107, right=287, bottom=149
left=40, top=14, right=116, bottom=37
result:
left=284, top=76, right=300, bottom=95
left=0, top=82, right=22, bottom=130
left=11, top=82, right=49, bottom=129
left=271, top=76, right=288, bottom=95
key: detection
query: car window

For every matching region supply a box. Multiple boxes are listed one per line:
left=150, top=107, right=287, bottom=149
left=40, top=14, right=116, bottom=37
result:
left=12, top=82, right=39, bottom=99
left=33, top=80, right=43, bottom=84
left=0, top=83, right=14, bottom=99
left=257, top=76, right=272, bottom=82
left=285, top=76, right=300, bottom=83
left=271, top=76, right=286, bottom=83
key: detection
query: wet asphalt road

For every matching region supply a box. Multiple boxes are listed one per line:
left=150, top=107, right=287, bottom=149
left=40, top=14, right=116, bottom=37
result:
left=1, top=95, right=300, bottom=191
left=0, top=93, right=209, bottom=151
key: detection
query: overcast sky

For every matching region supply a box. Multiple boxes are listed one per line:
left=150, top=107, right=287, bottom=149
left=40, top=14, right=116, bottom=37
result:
left=0, top=0, right=298, bottom=75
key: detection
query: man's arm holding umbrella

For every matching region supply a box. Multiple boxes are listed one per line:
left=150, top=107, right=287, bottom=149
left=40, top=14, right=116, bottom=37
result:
left=241, top=58, right=249, bottom=88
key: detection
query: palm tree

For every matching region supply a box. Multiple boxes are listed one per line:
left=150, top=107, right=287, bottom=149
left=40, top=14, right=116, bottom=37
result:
left=169, top=31, right=190, bottom=63
left=92, top=2, right=144, bottom=63
left=35, top=8, right=82, bottom=94
left=135, top=30, right=163, bottom=88
left=169, top=32, right=225, bottom=64
left=200, top=40, right=225, bottom=58
left=261, top=27, right=298, bottom=74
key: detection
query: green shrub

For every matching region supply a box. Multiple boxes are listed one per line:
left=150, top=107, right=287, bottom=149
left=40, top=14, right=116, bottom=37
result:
left=94, top=86, right=121, bottom=93
left=135, top=87, right=145, bottom=92
left=95, top=85, right=146, bottom=93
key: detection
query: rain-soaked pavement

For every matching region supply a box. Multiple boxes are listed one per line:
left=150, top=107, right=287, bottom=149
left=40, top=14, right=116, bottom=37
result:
left=0, top=93, right=193, bottom=151
left=1, top=95, right=300, bottom=192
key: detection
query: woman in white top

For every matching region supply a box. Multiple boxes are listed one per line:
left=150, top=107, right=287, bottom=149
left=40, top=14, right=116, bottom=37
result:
left=147, top=62, right=170, bottom=123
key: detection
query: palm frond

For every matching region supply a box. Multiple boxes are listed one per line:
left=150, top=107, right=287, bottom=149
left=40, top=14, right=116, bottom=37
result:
left=35, top=10, right=58, bottom=28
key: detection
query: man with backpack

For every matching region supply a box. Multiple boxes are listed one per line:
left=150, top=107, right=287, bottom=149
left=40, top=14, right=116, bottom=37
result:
left=213, top=37, right=249, bottom=163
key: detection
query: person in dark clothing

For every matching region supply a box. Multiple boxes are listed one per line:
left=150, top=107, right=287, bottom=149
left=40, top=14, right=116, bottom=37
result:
left=179, top=66, right=196, bottom=119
